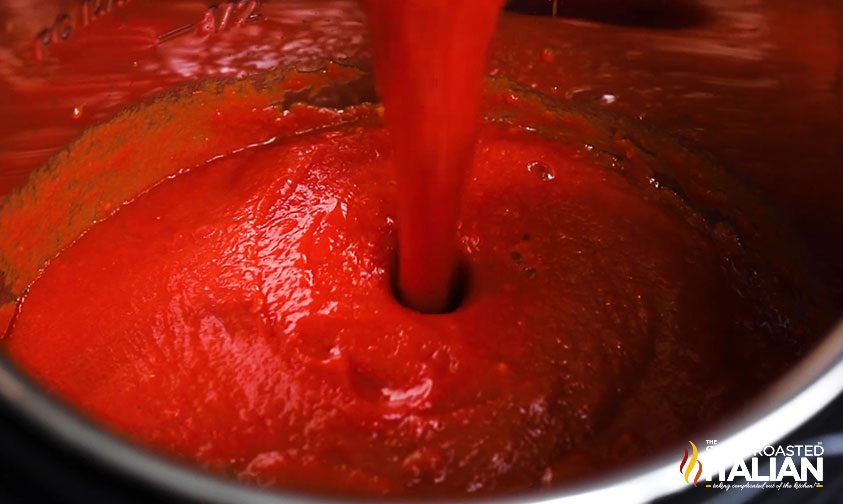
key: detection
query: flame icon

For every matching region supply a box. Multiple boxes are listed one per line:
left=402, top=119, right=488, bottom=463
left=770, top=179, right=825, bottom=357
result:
left=679, top=441, right=703, bottom=486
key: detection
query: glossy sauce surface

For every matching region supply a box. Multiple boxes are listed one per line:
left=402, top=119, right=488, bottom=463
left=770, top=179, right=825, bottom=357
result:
left=3, top=99, right=821, bottom=495
left=1, top=0, right=840, bottom=299
left=364, top=0, right=503, bottom=312
left=0, top=0, right=840, bottom=498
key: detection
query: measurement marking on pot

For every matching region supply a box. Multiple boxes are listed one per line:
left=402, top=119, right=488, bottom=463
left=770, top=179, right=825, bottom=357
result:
left=158, top=24, right=194, bottom=43
left=32, top=0, right=133, bottom=62
left=158, top=0, right=264, bottom=45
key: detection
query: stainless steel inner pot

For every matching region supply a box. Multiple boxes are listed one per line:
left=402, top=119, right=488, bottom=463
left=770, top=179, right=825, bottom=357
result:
left=0, top=323, right=841, bottom=503
left=0, top=0, right=841, bottom=502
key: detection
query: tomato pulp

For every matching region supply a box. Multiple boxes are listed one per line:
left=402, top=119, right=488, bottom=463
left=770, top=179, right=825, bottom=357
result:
left=0, top=0, right=835, bottom=498
left=363, top=0, right=504, bottom=312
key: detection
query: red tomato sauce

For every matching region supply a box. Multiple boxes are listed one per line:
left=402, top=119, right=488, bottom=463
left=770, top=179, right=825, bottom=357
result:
left=363, top=0, right=504, bottom=312
left=0, top=0, right=838, bottom=498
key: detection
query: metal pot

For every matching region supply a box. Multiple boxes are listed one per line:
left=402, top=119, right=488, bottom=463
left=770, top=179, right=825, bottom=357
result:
left=0, top=0, right=840, bottom=502
left=0, top=323, right=841, bottom=502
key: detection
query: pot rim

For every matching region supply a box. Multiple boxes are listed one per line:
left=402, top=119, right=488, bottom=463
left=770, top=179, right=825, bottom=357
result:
left=0, top=320, right=841, bottom=503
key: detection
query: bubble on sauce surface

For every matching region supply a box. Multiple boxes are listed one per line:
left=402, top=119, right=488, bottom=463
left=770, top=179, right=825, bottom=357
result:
left=598, top=94, right=617, bottom=105
left=527, top=160, right=555, bottom=181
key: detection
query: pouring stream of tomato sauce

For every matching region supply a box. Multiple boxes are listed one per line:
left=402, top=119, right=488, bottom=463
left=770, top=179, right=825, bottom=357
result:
left=0, top=0, right=836, bottom=498
left=364, top=0, right=504, bottom=312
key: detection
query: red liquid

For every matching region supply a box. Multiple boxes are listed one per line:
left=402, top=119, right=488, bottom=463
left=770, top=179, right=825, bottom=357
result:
left=364, top=0, right=505, bottom=312
left=0, top=0, right=838, bottom=498
left=3, top=93, right=819, bottom=495
left=1, top=72, right=826, bottom=495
